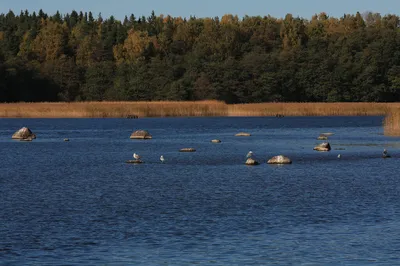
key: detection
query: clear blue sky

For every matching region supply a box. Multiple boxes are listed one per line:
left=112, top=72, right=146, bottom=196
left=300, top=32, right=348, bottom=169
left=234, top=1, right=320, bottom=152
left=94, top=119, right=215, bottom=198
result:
left=0, top=0, right=398, bottom=20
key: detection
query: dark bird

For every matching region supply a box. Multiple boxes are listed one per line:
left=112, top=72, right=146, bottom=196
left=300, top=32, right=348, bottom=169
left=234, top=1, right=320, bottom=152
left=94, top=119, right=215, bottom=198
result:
left=383, top=149, right=391, bottom=158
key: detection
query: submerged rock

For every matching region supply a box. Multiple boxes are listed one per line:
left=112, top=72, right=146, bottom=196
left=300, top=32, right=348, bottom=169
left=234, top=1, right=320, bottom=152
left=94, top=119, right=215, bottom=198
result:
left=313, top=142, right=331, bottom=151
left=12, top=127, right=36, bottom=140
left=245, top=158, right=259, bottom=165
left=267, top=155, right=292, bottom=164
left=211, top=139, right=221, bottom=143
left=20, top=136, right=33, bottom=142
left=235, top=132, right=251, bottom=137
left=126, top=159, right=144, bottom=164
left=317, top=134, right=328, bottom=140
left=180, top=148, right=196, bottom=152
left=130, top=130, right=152, bottom=139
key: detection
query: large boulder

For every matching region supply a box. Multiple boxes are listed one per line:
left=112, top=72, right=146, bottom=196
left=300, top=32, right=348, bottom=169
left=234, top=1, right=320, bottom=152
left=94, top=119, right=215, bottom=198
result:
left=235, top=132, right=251, bottom=137
left=267, top=155, right=292, bottom=164
left=130, top=130, right=152, bottom=139
left=313, top=142, right=331, bottom=151
left=12, top=127, right=36, bottom=140
left=245, top=158, right=259, bottom=165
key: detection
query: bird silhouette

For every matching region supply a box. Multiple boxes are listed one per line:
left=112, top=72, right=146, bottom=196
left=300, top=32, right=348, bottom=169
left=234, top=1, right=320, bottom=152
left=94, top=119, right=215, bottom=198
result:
left=160, top=155, right=165, bottom=163
left=246, top=151, right=253, bottom=158
left=337, top=154, right=341, bottom=159
left=133, top=153, right=140, bottom=160
left=383, top=149, right=391, bottom=158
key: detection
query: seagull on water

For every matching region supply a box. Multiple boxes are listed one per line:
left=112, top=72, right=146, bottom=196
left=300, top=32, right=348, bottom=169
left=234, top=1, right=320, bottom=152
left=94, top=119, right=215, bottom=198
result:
left=160, top=155, right=165, bottom=163
left=383, top=149, right=390, bottom=158
left=133, top=153, right=140, bottom=160
left=337, top=154, right=341, bottom=159
left=246, top=151, right=253, bottom=158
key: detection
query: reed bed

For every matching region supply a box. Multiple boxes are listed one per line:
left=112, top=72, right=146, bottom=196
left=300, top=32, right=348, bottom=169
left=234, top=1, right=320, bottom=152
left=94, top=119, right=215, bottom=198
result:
left=0, top=101, right=228, bottom=118
left=2, top=101, right=400, bottom=136
left=384, top=107, right=400, bottom=136
left=0, top=101, right=399, bottom=118
left=227, top=102, right=395, bottom=116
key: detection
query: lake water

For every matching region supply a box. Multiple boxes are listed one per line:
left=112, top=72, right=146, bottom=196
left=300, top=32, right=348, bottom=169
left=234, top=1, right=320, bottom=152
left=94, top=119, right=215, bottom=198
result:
left=1, top=116, right=400, bottom=265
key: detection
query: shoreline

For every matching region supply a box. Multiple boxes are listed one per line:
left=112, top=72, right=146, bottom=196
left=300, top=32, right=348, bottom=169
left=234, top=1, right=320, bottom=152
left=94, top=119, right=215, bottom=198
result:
left=0, top=101, right=397, bottom=118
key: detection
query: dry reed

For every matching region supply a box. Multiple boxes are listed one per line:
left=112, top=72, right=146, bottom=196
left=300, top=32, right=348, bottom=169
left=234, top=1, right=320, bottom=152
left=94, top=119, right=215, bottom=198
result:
left=227, top=102, right=395, bottom=116
left=0, top=101, right=227, bottom=118
left=0, top=101, right=398, bottom=118
left=2, top=101, right=400, bottom=135
left=384, top=107, right=400, bottom=136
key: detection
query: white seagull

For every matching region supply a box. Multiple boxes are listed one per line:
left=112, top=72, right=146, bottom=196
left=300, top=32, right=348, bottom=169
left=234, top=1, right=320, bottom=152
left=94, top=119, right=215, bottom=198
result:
left=133, top=153, right=140, bottom=160
left=337, top=154, right=341, bottom=159
left=246, top=151, right=253, bottom=158
left=160, top=155, right=165, bottom=163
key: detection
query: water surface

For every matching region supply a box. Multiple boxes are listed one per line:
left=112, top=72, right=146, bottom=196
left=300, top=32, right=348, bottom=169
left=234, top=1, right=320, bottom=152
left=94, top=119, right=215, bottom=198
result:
left=1, top=116, right=400, bottom=265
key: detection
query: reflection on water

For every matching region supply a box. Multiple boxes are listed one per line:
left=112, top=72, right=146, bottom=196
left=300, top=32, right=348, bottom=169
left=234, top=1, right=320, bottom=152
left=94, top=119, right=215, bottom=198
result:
left=1, top=116, right=400, bottom=265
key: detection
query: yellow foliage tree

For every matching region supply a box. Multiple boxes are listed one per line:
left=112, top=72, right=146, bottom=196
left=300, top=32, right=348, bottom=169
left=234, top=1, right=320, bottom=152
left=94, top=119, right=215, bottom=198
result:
left=76, top=35, right=99, bottom=66
left=31, top=19, right=68, bottom=62
left=220, top=14, right=239, bottom=25
left=113, top=29, right=154, bottom=63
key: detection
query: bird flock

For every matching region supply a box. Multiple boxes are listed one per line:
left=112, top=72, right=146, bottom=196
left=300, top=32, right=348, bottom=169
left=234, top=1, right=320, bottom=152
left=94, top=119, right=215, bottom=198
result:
left=125, top=131, right=393, bottom=164
left=130, top=148, right=391, bottom=164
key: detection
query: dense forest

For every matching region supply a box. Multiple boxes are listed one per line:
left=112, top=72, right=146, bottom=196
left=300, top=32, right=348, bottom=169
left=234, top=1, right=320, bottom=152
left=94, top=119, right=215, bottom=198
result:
left=0, top=10, right=399, bottom=103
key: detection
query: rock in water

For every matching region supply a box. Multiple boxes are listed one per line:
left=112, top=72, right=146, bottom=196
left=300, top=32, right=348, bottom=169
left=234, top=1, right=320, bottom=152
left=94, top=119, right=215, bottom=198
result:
left=126, top=159, right=144, bottom=164
left=130, top=130, right=152, bottom=139
left=211, top=139, right=221, bottom=143
left=20, top=136, right=33, bottom=142
left=317, top=134, right=328, bottom=140
left=267, top=155, right=292, bottom=164
left=235, top=132, right=251, bottom=136
left=245, top=158, right=259, bottom=165
left=313, top=142, right=331, bottom=151
left=179, top=148, right=196, bottom=152
left=12, top=127, right=36, bottom=140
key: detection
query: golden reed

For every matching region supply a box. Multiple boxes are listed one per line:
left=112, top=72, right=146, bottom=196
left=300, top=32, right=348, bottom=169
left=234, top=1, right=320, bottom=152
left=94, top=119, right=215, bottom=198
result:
left=384, top=107, right=400, bottom=136
left=0, top=101, right=397, bottom=117
left=0, top=101, right=399, bottom=135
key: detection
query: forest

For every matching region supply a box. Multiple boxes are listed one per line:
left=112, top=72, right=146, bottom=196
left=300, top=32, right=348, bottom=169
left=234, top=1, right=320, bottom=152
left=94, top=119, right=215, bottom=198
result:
left=0, top=9, right=399, bottom=103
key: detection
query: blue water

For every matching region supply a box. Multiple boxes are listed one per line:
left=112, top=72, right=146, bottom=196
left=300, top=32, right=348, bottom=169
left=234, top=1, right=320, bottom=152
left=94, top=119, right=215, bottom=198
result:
left=1, top=116, right=400, bottom=265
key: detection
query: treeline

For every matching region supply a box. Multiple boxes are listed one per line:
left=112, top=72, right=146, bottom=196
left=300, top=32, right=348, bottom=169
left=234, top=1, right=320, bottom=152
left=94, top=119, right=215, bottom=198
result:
left=0, top=10, right=400, bottom=103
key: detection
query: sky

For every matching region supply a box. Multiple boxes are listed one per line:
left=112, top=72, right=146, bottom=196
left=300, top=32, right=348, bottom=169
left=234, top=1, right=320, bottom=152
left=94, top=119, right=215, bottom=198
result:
left=0, top=0, right=399, bottom=20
